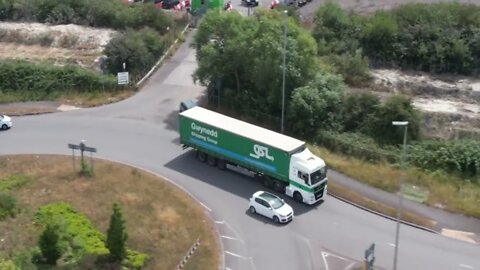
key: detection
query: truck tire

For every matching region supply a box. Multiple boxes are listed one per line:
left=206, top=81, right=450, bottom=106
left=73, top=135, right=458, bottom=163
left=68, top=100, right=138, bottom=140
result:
left=273, top=181, right=285, bottom=193
left=196, top=151, right=207, bottom=162
left=217, top=159, right=227, bottom=170
left=207, top=155, right=217, bottom=166
left=263, top=176, right=272, bottom=188
left=293, top=191, right=303, bottom=203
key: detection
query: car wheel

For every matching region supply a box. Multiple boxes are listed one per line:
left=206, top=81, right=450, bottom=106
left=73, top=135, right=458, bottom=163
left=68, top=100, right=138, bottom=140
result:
left=1, top=124, right=7, bottom=130
left=207, top=155, right=217, bottom=166
left=249, top=206, right=256, bottom=214
left=293, top=191, right=303, bottom=203
left=273, top=216, right=279, bottom=223
left=197, top=151, right=207, bottom=162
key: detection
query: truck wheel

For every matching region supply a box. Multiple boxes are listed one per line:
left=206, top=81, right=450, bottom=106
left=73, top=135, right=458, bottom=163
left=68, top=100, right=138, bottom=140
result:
left=263, top=177, right=272, bottom=188
left=249, top=206, right=256, bottom=214
left=273, top=181, right=285, bottom=193
left=293, top=192, right=303, bottom=203
left=207, top=155, right=217, bottom=166
left=273, top=216, right=279, bottom=223
left=197, top=151, right=207, bottom=162
left=217, top=159, right=227, bottom=170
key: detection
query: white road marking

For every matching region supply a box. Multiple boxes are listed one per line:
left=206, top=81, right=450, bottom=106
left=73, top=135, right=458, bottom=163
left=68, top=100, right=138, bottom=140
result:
left=225, top=267, right=232, bottom=270
left=221, top=235, right=238, bottom=240
left=199, top=201, right=211, bottom=212
left=214, top=220, right=225, bottom=224
left=460, top=264, right=474, bottom=269
left=321, top=252, right=330, bottom=270
left=225, top=251, right=249, bottom=260
left=345, top=262, right=356, bottom=269
left=388, top=243, right=396, bottom=247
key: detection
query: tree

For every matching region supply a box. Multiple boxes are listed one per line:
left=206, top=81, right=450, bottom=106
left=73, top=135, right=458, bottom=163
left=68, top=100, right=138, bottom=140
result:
left=39, top=223, right=62, bottom=265
left=341, top=93, right=380, bottom=132
left=288, top=72, right=345, bottom=138
left=106, top=203, right=128, bottom=262
left=192, top=10, right=318, bottom=122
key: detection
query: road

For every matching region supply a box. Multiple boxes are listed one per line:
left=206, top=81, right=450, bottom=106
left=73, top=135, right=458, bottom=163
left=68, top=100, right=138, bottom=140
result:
left=1, top=30, right=479, bottom=270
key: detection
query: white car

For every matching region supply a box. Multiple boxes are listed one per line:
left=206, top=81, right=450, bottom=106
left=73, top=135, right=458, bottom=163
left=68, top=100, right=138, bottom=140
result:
left=248, top=191, right=294, bottom=223
left=0, top=115, right=12, bottom=130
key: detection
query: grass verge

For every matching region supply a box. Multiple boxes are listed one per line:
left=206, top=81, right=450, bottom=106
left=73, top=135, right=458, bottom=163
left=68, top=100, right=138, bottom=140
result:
left=311, top=144, right=480, bottom=219
left=0, top=155, right=219, bottom=270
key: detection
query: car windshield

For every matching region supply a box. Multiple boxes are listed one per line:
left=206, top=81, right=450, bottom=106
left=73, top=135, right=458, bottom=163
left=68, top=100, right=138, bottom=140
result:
left=261, top=192, right=284, bottom=209
left=310, top=167, right=327, bottom=185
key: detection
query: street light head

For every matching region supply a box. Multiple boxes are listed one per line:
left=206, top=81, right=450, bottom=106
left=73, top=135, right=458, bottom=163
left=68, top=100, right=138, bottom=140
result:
left=392, top=121, right=409, bottom=126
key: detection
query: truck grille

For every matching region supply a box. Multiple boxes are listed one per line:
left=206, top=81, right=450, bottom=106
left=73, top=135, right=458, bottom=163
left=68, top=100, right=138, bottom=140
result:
left=314, top=181, right=327, bottom=200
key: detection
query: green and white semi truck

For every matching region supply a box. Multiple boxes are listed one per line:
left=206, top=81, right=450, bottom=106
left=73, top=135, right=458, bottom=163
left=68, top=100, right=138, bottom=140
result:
left=179, top=106, right=328, bottom=205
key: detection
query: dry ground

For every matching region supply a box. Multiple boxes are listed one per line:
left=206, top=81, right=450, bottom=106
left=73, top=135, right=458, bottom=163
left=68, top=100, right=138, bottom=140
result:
left=0, top=155, right=219, bottom=270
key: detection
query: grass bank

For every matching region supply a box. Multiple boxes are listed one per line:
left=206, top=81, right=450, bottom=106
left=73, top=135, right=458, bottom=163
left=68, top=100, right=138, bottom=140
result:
left=0, top=155, right=219, bottom=270
left=311, top=145, right=480, bottom=219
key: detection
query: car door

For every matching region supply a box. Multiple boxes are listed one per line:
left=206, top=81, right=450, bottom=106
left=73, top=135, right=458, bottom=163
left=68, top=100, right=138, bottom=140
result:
left=261, top=199, right=273, bottom=218
left=255, top=198, right=268, bottom=217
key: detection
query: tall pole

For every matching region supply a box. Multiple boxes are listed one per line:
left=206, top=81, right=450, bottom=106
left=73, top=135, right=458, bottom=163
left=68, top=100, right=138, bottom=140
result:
left=392, top=121, right=408, bottom=270
left=281, top=10, right=288, bottom=134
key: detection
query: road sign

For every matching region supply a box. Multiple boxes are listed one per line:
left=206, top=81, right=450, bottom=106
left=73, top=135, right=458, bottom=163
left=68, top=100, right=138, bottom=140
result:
left=365, top=243, right=375, bottom=270
left=117, top=72, right=129, bottom=85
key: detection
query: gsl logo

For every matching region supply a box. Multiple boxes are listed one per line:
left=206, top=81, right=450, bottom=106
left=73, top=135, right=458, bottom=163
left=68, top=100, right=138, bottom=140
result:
left=249, top=144, right=274, bottom=161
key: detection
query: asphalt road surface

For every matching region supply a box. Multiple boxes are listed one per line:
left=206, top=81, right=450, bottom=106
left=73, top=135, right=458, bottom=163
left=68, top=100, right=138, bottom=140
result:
left=1, top=31, right=479, bottom=270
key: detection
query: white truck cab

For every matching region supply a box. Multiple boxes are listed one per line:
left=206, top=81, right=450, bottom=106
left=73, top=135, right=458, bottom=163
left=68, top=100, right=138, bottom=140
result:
left=286, top=148, right=328, bottom=204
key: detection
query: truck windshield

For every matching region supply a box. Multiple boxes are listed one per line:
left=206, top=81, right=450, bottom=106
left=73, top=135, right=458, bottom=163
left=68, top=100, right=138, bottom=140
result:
left=310, top=167, right=327, bottom=185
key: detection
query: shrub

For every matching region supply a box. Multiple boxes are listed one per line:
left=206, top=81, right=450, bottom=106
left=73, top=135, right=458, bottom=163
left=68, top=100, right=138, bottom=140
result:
left=409, top=140, right=480, bottom=178
left=0, top=259, right=20, bottom=270
left=361, top=11, right=398, bottom=64
left=315, top=131, right=399, bottom=163
left=322, top=51, right=371, bottom=86
left=0, top=60, right=118, bottom=101
left=365, top=95, right=422, bottom=144
left=39, top=223, right=63, bottom=265
left=0, top=191, right=17, bottom=219
left=288, top=72, right=345, bottom=138
left=0, top=174, right=32, bottom=191
left=106, top=203, right=128, bottom=262
left=104, top=28, right=166, bottom=75
left=340, top=93, right=380, bottom=132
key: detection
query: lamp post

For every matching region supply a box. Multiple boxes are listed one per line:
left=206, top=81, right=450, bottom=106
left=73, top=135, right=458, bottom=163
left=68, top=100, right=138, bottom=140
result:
left=281, top=10, right=288, bottom=134
left=392, top=121, right=408, bottom=270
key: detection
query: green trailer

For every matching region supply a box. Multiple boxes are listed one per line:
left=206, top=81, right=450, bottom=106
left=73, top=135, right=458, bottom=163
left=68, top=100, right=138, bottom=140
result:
left=179, top=106, right=327, bottom=204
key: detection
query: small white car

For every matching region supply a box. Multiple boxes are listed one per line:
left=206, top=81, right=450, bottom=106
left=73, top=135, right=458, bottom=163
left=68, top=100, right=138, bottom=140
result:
left=0, top=115, right=12, bottom=130
left=248, top=191, right=294, bottom=223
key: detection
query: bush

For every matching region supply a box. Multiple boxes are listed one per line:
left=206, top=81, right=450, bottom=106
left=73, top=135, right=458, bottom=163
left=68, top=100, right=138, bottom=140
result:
left=288, top=72, right=345, bottom=138
left=39, top=223, right=63, bottom=265
left=0, top=60, right=118, bottom=101
left=361, top=11, right=398, bottom=64
left=321, top=51, right=371, bottom=86
left=365, top=95, right=422, bottom=144
left=0, top=191, right=17, bottom=219
left=315, top=131, right=399, bottom=163
left=409, top=140, right=480, bottom=178
left=340, top=93, right=380, bottom=132
left=104, top=28, right=166, bottom=76
left=106, top=203, right=128, bottom=262
left=0, top=259, right=20, bottom=270
left=0, top=174, right=32, bottom=191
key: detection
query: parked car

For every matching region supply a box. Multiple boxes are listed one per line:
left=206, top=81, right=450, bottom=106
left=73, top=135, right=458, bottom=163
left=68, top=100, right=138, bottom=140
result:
left=0, top=115, right=12, bottom=130
left=242, top=0, right=259, bottom=6
left=248, top=191, right=294, bottom=223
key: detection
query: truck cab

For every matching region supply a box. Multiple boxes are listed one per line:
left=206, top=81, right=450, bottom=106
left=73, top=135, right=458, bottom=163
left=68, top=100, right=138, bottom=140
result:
left=286, top=148, right=328, bottom=204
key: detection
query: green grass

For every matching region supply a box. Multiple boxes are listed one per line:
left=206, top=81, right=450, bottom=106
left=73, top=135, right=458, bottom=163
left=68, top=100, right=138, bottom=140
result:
left=310, top=144, right=480, bottom=218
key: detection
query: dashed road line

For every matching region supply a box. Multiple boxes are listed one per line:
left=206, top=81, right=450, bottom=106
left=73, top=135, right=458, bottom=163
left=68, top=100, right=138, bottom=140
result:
left=221, top=235, right=238, bottom=240
left=460, top=264, right=474, bottom=269
left=388, top=243, right=396, bottom=247
left=214, top=220, right=225, bottom=224
left=225, top=251, right=250, bottom=260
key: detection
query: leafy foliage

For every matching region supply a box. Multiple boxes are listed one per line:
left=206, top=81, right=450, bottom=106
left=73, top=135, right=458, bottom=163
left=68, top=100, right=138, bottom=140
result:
left=39, top=223, right=62, bottom=265
left=0, top=192, right=16, bottom=219
left=288, top=72, right=345, bottom=137
left=365, top=95, right=422, bottom=144
left=34, top=202, right=109, bottom=261
left=340, top=93, right=380, bottom=133
left=0, top=259, right=20, bottom=270
left=0, top=0, right=173, bottom=32
left=409, top=140, right=480, bottom=178
left=104, top=28, right=167, bottom=76
left=0, top=60, right=118, bottom=101
left=0, top=174, right=32, bottom=191
left=106, top=203, right=128, bottom=262
left=193, top=10, right=318, bottom=123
